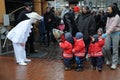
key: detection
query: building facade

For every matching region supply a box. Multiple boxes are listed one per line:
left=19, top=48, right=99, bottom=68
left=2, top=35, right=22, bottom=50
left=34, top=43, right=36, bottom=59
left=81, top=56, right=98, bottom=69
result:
left=0, top=0, right=48, bottom=26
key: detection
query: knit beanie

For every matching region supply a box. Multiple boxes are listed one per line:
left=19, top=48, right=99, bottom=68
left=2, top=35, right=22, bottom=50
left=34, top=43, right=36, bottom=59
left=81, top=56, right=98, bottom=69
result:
left=75, top=32, right=83, bottom=39
left=65, top=32, right=74, bottom=45
left=97, top=28, right=103, bottom=35
left=74, top=6, right=80, bottom=12
left=65, top=32, right=72, bottom=40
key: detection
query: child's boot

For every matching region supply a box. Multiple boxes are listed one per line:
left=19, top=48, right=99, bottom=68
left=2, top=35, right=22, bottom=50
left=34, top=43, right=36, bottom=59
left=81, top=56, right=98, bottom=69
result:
left=98, top=68, right=102, bottom=72
left=64, top=66, right=71, bottom=71
left=75, top=65, right=83, bottom=71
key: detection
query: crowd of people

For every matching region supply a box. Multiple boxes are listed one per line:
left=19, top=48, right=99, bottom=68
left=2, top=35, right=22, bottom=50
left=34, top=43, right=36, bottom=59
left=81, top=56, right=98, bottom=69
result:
left=58, top=3, right=120, bottom=71
left=6, top=1, right=120, bottom=72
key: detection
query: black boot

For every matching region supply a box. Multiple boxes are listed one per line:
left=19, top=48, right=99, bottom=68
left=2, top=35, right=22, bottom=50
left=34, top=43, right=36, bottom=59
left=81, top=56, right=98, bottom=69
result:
left=75, top=65, right=83, bottom=71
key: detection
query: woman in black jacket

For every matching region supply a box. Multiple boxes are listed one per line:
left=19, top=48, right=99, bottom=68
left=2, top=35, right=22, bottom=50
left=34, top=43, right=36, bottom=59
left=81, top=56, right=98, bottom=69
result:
left=44, top=7, right=56, bottom=46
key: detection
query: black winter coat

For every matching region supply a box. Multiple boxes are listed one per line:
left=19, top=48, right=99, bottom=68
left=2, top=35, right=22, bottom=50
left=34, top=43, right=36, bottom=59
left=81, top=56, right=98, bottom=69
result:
left=76, top=13, right=96, bottom=40
left=16, top=10, right=31, bottom=24
left=63, top=11, right=78, bottom=36
left=44, top=12, right=56, bottom=30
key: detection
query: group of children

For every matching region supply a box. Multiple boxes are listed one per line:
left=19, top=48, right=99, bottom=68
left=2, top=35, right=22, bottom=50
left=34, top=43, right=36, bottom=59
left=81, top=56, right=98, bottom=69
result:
left=59, top=28, right=106, bottom=72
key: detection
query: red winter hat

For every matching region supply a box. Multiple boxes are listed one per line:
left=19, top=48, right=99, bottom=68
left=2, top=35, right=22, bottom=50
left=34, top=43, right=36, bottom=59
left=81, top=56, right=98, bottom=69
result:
left=74, top=6, right=80, bottom=12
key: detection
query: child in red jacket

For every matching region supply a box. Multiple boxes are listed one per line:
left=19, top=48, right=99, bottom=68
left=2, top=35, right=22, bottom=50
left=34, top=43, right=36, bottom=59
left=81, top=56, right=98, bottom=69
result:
left=72, top=32, right=86, bottom=71
left=59, top=32, right=74, bottom=71
left=88, top=34, right=105, bottom=72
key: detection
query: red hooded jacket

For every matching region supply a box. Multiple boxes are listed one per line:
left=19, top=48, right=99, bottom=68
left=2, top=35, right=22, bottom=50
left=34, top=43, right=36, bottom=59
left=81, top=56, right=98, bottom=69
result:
left=72, top=38, right=85, bottom=57
left=59, top=40, right=73, bottom=58
left=88, top=39, right=105, bottom=57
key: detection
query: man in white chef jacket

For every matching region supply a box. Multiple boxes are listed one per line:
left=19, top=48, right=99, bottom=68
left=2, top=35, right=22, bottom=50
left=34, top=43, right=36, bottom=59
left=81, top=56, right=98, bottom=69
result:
left=7, top=12, right=42, bottom=65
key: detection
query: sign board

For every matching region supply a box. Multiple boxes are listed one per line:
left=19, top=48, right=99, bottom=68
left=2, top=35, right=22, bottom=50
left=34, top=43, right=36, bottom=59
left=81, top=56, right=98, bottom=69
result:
left=3, top=14, right=10, bottom=26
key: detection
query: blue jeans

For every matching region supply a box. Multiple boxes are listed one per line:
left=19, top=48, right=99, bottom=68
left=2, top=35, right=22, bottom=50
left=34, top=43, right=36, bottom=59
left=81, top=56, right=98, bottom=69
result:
left=91, top=56, right=103, bottom=69
left=75, top=57, right=84, bottom=68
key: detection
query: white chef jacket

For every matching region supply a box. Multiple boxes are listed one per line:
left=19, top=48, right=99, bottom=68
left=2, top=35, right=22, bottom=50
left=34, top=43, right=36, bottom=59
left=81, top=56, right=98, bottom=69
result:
left=7, top=19, right=33, bottom=43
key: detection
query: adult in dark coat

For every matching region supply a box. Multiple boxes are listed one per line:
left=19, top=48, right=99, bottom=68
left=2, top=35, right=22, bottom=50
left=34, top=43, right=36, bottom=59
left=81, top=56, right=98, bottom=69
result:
left=113, top=3, right=120, bottom=15
left=44, top=7, right=56, bottom=46
left=38, top=20, right=46, bottom=45
left=16, top=2, right=37, bottom=53
left=63, top=9, right=78, bottom=36
left=76, top=6, right=96, bottom=57
left=16, top=2, right=33, bottom=23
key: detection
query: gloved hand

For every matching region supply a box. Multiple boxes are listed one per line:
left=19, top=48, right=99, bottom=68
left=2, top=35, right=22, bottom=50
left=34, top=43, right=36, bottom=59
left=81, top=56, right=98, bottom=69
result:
left=102, top=34, right=107, bottom=38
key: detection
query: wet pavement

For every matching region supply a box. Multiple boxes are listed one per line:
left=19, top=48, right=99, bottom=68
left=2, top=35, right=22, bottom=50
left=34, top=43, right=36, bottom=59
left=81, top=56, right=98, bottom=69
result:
left=0, top=56, right=120, bottom=80
left=1, top=42, right=120, bottom=80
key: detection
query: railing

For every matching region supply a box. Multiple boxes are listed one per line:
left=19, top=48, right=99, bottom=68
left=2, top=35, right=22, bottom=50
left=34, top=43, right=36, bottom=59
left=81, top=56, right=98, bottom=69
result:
left=0, top=6, right=25, bottom=55
left=0, top=26, right=13, bottom=55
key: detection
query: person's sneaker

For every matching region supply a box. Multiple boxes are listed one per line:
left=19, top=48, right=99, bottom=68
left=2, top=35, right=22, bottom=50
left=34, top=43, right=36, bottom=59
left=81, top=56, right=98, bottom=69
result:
left=25, top=59, right=31, bottom=63
left=64, top=67, right=71, bottom=71
left=106, top=61, right=110, bottom=66
left=18, top=62, right=27, bottom=66
left=92, top=67, right=96, bottom=70
left=98, top=68, right=102, bottom=72
left=111, top=64, right=117, bottom=70
left=75, top=68, right=84, bottom=72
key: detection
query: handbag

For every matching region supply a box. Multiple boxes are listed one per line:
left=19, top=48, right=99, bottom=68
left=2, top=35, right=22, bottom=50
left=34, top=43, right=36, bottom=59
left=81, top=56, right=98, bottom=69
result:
left=57, top=24, right=65, bottom=31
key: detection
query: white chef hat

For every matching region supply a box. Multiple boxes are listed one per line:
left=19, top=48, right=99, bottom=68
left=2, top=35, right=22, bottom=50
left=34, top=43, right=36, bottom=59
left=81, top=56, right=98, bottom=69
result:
left=26, top=12, right=43, bottom=20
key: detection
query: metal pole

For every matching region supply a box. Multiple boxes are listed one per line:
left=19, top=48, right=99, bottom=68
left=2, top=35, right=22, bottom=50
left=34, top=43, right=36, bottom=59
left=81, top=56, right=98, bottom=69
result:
left=95, top=0, right=97, bottom=9
left=2, top=37, right=7, bottom=48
